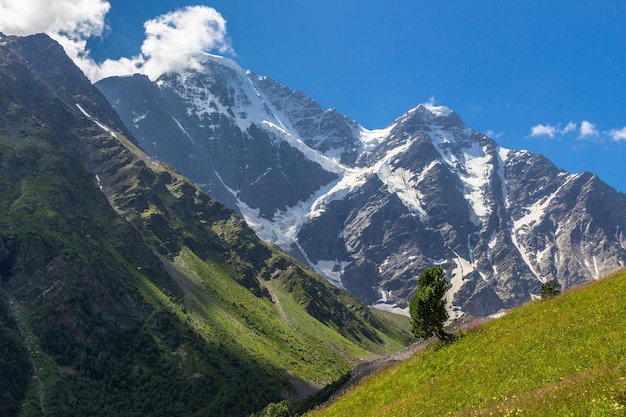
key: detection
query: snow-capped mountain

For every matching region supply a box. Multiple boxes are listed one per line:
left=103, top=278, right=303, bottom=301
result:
left=96, top=54, right=626, bottom=317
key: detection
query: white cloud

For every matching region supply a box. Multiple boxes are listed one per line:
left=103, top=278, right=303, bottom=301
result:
left=0, top=0, right=110, bottom=79
left=579, top=120, right=599, bottom=138
left=560, top=121, right=577, bottom=135
left=609, top=127, right=626, bottom=142
left=0, top=2, right=233, bottom=82
left=0, top=0, right=109, bottom=37
left=531, top=120, right=626, bottom=144
left=139, top=6, right=233, bottom=80
left=530, top=123, right=558, bottom=138
left=529, top=121, right=578, bottom=139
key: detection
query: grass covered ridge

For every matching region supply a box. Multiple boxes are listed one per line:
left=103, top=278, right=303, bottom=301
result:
left=309, top=269, right=626, bottom=416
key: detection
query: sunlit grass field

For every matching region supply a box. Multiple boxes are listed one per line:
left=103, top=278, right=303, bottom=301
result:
left=308, top=269, right=626, bottom=416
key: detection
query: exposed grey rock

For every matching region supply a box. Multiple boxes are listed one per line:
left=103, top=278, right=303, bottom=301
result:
left=96, top=56, right=626, bottom=317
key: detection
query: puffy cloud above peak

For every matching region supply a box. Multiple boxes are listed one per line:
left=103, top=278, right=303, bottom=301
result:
left=82, top=5, right=233, bottom=81
left=139, top=6, right=233, bottom=80
left=0, top=1, right=233, bottom=82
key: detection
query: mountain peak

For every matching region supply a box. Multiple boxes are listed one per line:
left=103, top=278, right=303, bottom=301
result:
left=390, top=102, right=465, bottom=135
left=96, top=51, right=626, bottom=319
left=419, top=102, right=453, bottom=117
left=201, top=52, right=248, bottom=75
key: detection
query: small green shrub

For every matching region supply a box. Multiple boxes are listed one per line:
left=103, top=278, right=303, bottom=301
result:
left=540, top=279, right=561, bottom=299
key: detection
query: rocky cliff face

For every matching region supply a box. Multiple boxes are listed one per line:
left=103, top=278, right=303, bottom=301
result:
left=97, top=55, right=626, bottom=317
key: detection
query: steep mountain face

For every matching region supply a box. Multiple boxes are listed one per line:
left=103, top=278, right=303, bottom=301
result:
left=96, top=54, right=626, bottom=318
left=0, top=34, right=408, bottom=417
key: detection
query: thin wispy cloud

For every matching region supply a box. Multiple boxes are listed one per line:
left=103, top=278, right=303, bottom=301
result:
left=0, top=1, right=234, bottom=81
left=485, top=129, right=504, bottom=139
left=560, top=121, right=577, bottom=135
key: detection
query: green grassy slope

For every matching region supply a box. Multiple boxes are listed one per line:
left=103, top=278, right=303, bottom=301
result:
left=309, top=269, right=626, bottom=416
left=87, top=113, right=410, bottom=382
left=0, top=34, right=409, bottom=417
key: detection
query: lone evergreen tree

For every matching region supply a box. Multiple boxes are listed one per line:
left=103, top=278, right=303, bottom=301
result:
left=409, top=266, right=452, bottom=341
left=540, top=279, right=560, bottom=300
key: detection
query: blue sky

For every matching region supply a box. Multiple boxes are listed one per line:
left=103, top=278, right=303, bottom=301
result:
left=2, top=1, right=625, bottom=192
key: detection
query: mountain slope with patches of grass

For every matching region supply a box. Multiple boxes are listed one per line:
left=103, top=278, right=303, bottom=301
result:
left=0, top=33, right=409, bottom=417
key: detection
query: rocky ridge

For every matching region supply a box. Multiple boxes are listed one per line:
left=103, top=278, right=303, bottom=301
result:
left=96, top=54, right=626, bottom=317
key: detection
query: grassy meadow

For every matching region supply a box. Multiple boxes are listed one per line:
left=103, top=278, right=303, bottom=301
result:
left=308, top=269, right=626, bottom=416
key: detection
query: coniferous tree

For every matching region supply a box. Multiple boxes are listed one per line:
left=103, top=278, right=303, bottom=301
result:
left=409, top=266, right=452, bottom=341
left=540, top=279, right=561, bottom=299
